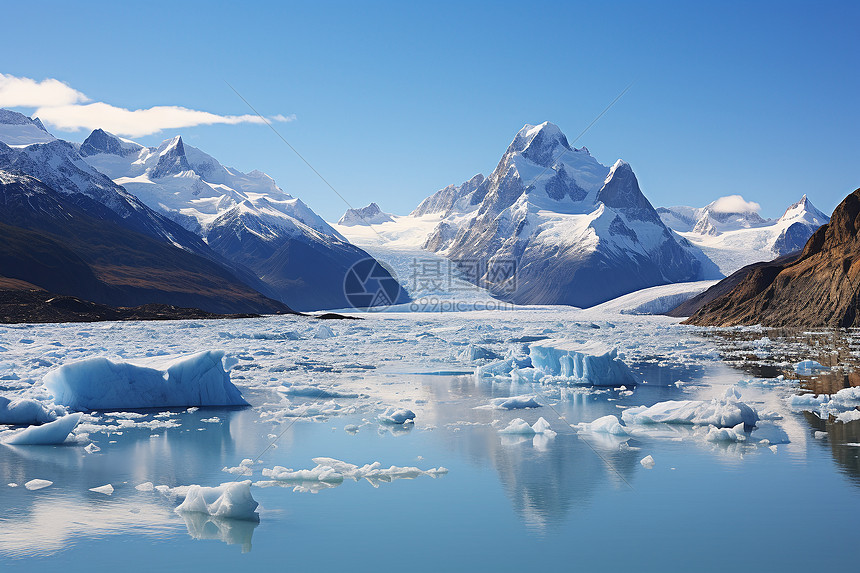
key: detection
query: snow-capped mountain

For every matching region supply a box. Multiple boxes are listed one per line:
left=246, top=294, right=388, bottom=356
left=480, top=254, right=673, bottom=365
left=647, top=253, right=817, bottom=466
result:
left=336, top=122, right=720, bottom=308
left=658, top=195, right=830, bottom=275
left=421, top=122, right=719, bottom=307
left=0, top=110, right=213, bottom=257
left=338, top=203, right=393, bottom=226
left=80, top=129, right=408, bottom=310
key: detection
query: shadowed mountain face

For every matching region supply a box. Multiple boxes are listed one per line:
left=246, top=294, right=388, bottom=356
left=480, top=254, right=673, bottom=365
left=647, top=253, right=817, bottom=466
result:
left=685, top=188, right=860, bottom=327
left=0, top=171, right=291, bottom=315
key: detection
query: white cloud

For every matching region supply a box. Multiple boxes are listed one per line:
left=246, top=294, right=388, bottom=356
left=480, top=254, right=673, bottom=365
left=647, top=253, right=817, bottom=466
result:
left=0, top=73, right=293, bottom=138
left=710, top=194, right=761, bottom=214
left=0, top=73, right=89, bottom=107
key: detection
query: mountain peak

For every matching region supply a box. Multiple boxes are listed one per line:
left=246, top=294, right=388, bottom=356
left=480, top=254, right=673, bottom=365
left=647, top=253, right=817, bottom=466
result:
left=508, top=121, right=571, bottom=166
left=0, top=108, right=56, bottom=146
left=338, top=202, right=393, bottom=226
left=778, top=194, right=829, bottom=225
left=150, top=135, right=191, bottom=178
left=80, top=128, right=142, bottom=157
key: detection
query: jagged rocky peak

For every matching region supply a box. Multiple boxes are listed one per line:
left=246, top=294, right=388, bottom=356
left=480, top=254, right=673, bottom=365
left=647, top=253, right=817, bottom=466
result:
left=338, top=202, right=394, bottom=226
left=509, top=122, right=572, bottom=166
left=596, top=160, right=659, bottom=221
left=412, top=173, right=485, bottom=217
left=150, top=135, right=191, bottom=178
left=79, top=128, right=142, bottom=157
left=778, top=194, right=829, bottom=224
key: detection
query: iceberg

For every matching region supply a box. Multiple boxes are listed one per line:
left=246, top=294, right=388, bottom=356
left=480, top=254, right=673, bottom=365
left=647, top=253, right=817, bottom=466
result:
left=24, top=479, right=53, bottom=490
left=0, top=397, right=58, bottom=425
left=258, top=457, right=448, bottom=491
left=622, top=392, right=759, bottom=429
left=576, top=414, right=629, bottom=436
left=640, top=455, right=655, bottom=469
left=175, top=480, right=260, bottom=522
left=498, top=417, right=556, bottom=436
left=2, top=413, right=82, bottom=445
left=43, top=351, right=248, bottom=411
left=476, top=339, right=638, bottom=387
left=378, top=407, right=416, bottom=424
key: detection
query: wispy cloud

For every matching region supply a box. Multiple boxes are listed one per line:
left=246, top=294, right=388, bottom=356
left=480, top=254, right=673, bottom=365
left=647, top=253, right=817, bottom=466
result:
left=0, top=73, right=293, bottom=138
left=710, top=195, right=761, bottom=214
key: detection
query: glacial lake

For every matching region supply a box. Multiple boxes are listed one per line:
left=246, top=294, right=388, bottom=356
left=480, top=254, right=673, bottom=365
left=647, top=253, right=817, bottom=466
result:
left=1, top=311, right=858, bottom=571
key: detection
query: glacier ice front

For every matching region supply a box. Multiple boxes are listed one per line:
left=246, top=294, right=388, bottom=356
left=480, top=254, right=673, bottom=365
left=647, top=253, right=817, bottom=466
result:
left=476, top=339, right=638, bottom=386
left=43, top=351, right=248, bottom=411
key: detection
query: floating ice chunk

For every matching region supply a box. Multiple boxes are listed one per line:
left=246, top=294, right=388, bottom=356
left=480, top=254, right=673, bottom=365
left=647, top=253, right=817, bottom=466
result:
left=201, top=417, right=220, bottom=424
left=2, top=413, right=82, bottom=445
left=314, top=324, right=335, bottom=339
left=222, top=459, right=254, bottom=476
left=8, top=483, right=17, bottom=487
left=43, top=351, right=248, bottom=410
left=378, top=408, right=415, bottom=425
left=24, top=479, right=52, bottom=490
left=705, top=423, right=747, bottom=442
left=794, top=360, right=828, bottom=375
left=259, top=457, right=447, bottom=491
left=0, top=397, right=57, bottom=425
left=135, top=482, right=155, bottom=492
left=789, top=393, right=829, bottom=408
left=89, top=484, right=114, bottom=495
left=577, top=414, right=629, bottom=436
left=175, top=481, right=259, bottom=522
left=836, top=410, right=860, bottom=423
left=640, top=455, right=655, bottom=469
left=479, top=395, right=542, bottom=410
left=84, top=443, right=100, bottom=454
left=528, top=339, right=638, bottom=386
left=498, top=417, right=556, bottom=436
left=278, top=384, right=358, bottom=399
left=344, top=424, right=359, bottom=434
left=621, top=395, right=758, bottom=428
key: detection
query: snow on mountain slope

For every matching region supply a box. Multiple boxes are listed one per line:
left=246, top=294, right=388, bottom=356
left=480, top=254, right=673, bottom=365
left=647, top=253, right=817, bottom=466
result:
left=80, top=129, right=407, bottom=311
left=658, top=195, right=829, bottom=275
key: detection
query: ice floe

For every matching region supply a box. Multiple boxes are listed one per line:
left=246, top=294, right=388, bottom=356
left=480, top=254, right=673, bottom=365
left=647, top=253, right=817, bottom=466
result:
left=43, top=351, right=248, bottom=410
left=89, top=484, right=114, bottom=495
left=256, top=457, right=448, bottom=492
left=498, top=417, right=556, bottom=437
left=174, top=480, right=259, bottom=522
left=378, top=407, right=416, bottom=424
left=621, top=387, right=759, bottom=428
left=2, top=413, right=82, bottom=445
left=24, top=479, right=52, bottom=490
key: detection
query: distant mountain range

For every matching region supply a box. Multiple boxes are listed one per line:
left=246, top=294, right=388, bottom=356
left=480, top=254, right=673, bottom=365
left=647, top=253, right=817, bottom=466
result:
left=685, top=187, right=860, bottom=327
left=658, top=195, right=829, bottom=275
left=336, top=122, right=831, bottom=308
left=0, top=109, right=408, bottom=314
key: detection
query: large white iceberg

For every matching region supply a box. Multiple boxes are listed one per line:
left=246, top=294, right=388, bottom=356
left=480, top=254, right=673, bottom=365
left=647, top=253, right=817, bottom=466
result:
left=175, top=480, right=259, bottom=522
left=476, top=339, right=638, bottom=387
left=622, top=388, right=759, bottom=428
left=43, top=351, right=248, bottom=411
left=2, top=413, right=82, bottom=445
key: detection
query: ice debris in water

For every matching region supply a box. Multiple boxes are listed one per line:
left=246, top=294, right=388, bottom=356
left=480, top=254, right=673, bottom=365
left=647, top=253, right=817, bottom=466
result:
left=794, top=360, right=828, bottom=375
left=705, top=423, right=747, bottom=443
left=24, top=479, right=53, bottom=490
left=278, top=384, right=358, bottom=399
left=477, top=395, right=542, bottom=410
left=222, top=459, right=254, bottom=476
left=574, top=414, right=629, bottom=436
left=378, top=407, right=415, bottom=425
left=89, top=484, right=114, bottom=495
left=43, top=351, right=248, bottom=410
left=788, top=386, right=860, bottom=422
left=314, top=324, right=335, bottom=339
left=175, top=480, right=259, bottom=522
left=621, top=386, right=758, bottom=428
left=498, top=417, right=556, bottom=436
left=257, top=457, right=448, bottom=492
left=640, top=455, right=655, bottom=469
left=476, top=339, right=638, bottom=387
left=135, top=482, right=155, bottom=492
left=0, top=396, right=58, bottom=425
left=1, top=413, right=82, bottom=445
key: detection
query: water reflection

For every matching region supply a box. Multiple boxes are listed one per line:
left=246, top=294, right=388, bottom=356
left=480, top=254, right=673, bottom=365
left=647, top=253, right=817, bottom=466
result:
left=180, top=512, right=258, bottom=553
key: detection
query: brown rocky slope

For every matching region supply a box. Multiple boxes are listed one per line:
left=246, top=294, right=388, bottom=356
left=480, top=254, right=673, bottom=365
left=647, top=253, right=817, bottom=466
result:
left=685, top=188, right=860, bottom=328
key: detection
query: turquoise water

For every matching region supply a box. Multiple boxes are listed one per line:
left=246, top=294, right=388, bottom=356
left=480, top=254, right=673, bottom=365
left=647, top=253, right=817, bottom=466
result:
left=2, top=363, right=859, bottom=572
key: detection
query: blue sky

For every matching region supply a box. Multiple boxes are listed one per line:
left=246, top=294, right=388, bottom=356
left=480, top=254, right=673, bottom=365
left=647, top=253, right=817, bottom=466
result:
left=1, top=0, right=857, bottom=221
